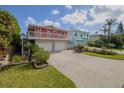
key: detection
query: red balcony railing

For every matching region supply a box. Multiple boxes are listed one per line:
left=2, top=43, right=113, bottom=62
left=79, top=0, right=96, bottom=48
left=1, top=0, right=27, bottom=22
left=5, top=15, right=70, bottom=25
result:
left=28, top=31, right=68, bottom=40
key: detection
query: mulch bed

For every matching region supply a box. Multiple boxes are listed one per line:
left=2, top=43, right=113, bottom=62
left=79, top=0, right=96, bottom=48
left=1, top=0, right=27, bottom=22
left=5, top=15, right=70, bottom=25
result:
left=0, top=61, right=29, bottom=69
left=31, top=60, right=48, bottom=69
left=0, top=60, right=49, bottom=70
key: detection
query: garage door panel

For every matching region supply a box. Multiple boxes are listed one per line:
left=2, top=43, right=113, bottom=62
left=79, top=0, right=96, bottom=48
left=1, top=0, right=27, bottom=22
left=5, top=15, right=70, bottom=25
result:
left=36, top=40, right=67, bottom=52
left=55, top=41, right=66, bottom=51
left=36, top=40, right=52, bottom=52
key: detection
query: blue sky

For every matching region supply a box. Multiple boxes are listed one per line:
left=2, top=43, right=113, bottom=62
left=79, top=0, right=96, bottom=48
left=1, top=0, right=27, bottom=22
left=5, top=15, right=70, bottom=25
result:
left=0, top=5, right=123, bottom=34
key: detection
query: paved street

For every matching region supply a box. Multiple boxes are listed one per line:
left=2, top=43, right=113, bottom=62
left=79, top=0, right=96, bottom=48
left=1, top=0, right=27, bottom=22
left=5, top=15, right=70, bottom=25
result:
left=48, top=50, right=124, bottom=88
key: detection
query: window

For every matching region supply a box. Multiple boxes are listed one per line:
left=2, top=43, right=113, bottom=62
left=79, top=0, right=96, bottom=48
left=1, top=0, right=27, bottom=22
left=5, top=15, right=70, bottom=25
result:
left=75, top=32, right=77, bottom=36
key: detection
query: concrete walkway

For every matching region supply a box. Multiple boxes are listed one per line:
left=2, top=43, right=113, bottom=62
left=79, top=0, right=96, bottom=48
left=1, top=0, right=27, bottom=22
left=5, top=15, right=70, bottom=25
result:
left=48, top=50, right=124, bottom=88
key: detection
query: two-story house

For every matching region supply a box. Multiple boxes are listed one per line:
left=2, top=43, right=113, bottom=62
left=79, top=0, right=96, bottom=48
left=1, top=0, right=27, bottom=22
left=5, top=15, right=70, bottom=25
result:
left=28, top=25, right=68, bottom=52
left=27, top=25, right=89, bottom=52
left=68, top=30, right=89, bottom=48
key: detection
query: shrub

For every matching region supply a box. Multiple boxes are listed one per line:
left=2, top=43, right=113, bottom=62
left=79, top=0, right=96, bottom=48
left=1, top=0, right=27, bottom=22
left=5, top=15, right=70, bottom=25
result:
left=95, top=40, right=105, bottom=48
left=110, top=35, right=124, bottom=48
left=101, top=46, right=107, bottom=54
left=93, top=48, right=101, bottom=53
left=33, top=47, right=49, bottom=63
left=103, top=50, right=117, bottom=55
left=12, top=55, right=22, bottom=63
left=26, top=42, right=49, bottom=69
left=93, top=48, right=97, bottom=53
left=92, top=46, right=117, bottom=55
left=26, top=42, right=39, bottom=52
left=101, top=46, right=117, bottom=55
left=109, top=50, right=117, bottom=55
left=74, top=45, right=84, bottom=53
left=105, top=43, right=115, bottom=48
left=74, top=45, right=90, bottom=52
left=83, top=47, right=89, bottom=52
left=88, top=42, right=95, bottom=47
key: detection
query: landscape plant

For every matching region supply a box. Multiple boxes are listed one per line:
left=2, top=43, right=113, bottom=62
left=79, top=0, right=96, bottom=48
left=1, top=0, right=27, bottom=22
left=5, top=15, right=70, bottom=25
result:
left=105, top=18, right=117, bottom=42
left=95, top=18, right=124, bottom=49
left=100, top=46, right=117, bottom=55
left=88, top=41, right=95, bottom=47
left=83, top=47, right=89, bottom=52
left=26, top=42, right=49, bottom=68
left=0, top=9, right=21, bottom=58
left=94, top=40, right=105, bottom=48
left=87, top=46, right=117, bottom=55
left=32, top=47, right=49, bottom=63
left=11, top=55, right=22, bottom=63
left=74, top=45, right=84, bottom=53
left=83, top=52, right=124, bottom=60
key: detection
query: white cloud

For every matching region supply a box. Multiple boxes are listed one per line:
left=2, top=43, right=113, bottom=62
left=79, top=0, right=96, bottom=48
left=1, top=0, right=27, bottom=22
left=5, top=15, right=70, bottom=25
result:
left=62, top=5, right=124, bottom=26
left=51, top=9, right=59, bottom=15
left=25, top=5, right=124, bottom=33
left=65, top=5, right=72, bottom=9
left=61, top=9, right=87, bottom=25
left=118, top=14, right=124, bottom=22
left=86, top=6, right=124, bottom=25
left=80, top=9, right=88, bottom=14
left=80, top=28, right=90, bottom=33
left=43, top=19, right=60, bottom=27
left=25, top=17, right=60, bottom=28
left=74, top=26, right=90, bottom=33
left=25, top=16, right=37, bottom=27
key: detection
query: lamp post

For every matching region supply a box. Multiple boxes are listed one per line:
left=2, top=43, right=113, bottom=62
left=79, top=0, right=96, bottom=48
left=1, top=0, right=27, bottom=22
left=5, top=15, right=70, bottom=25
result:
left=21, top=33, right=25, bottom=58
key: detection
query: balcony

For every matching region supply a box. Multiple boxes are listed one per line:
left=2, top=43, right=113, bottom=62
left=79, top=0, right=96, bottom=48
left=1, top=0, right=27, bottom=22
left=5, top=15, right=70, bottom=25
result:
left=28, top=31, right=68, bottom=40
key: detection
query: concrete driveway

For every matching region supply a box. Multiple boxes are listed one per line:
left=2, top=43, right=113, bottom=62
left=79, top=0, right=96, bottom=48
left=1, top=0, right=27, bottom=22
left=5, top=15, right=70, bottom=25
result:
left=48, top=50, right=124, bottom=88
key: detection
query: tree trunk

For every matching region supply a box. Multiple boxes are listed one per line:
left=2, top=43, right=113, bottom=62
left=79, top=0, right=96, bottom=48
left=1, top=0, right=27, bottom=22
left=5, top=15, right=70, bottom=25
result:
left=108, top=26, right=111, bottom=43
left=28, top=49, right=32, bottom=62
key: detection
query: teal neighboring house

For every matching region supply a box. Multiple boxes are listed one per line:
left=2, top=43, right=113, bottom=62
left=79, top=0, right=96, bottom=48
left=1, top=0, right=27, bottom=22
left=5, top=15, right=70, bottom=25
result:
left=68, top=30, right=89, bottom=48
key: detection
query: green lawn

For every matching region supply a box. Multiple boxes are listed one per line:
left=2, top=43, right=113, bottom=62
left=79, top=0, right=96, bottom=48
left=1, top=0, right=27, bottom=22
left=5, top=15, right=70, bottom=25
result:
left=111, top=48, right=124, bottom=52
left=0, top=64, right=76, bottom=88
left=110, top=48, right=124, bottom=51
left=83, top=52, right=124, bottom=60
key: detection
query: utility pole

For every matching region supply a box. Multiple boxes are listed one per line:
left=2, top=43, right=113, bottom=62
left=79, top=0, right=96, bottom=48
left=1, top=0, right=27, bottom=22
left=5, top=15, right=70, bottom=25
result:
left=21, top=33, right=24, bottom=58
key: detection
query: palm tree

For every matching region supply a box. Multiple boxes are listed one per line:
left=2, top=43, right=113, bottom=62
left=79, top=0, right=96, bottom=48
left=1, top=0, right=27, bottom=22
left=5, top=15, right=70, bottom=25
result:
left=100, top=25, right=107, bottom=36
left=117, top=22, right=123, bottom=36
left=105, top=18, right=117, bottom=37
left=100, top=25, right=108, bottom=42
left=105, top=18, right=117, bottom=43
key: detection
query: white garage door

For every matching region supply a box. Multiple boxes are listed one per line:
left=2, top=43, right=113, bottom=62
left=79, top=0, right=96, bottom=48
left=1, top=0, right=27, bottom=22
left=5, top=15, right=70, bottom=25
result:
left=36, top=40, right=53, bottom=52
left=54, top=41, right=66, bottom=51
